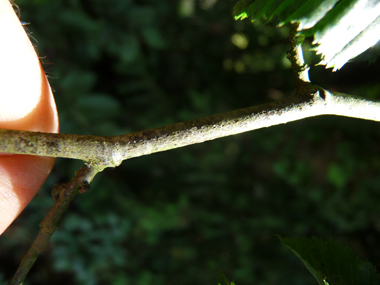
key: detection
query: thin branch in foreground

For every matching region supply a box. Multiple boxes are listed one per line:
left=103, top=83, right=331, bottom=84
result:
left=7, top=88, right=380, bottom=284
left=4, top=24, right=380, bottom=285
left=5, top=90, right=380, bottom=285
left=7, top=165, right=99, bottom=285
left=1, top=87, right=380, bottom=170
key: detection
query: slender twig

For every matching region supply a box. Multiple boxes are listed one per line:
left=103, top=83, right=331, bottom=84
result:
left=7, top=165, right=99, bottom=285
left=6, top=20, right=380, bottom=285
left=1, top=88, right=380, bottom=171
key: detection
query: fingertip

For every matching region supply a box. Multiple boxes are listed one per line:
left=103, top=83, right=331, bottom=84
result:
left=0, top=63, right=59, bottom=133
left=0, top=0, right=59, bottom=234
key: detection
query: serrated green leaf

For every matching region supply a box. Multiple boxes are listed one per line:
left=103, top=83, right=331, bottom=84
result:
left=234, top=0, right=279, bottom=21
left=261, top=0, right=288, bottom=21
left=234, top=0, right=337, bottom=24
left=234, top=0, right=380, bottom=71
left=320, top=14, right=380, bottom=71
left=310, top=0, right=380, bottom=71
left=279, top=236, right=380, bottom=285
left=233, top=0, right=255, bottom=20
left=279, top=0, right=339, bottom=29
left=267, top=0, right=298, bottom=22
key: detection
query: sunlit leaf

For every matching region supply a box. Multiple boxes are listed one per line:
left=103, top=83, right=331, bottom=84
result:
left=313, top=3, right=380, bottom=71
left=234, top=0, right=338, bottom=24
left=234, top=0, right=380, bottom=71
left=279, top=0, right=339, bottom=30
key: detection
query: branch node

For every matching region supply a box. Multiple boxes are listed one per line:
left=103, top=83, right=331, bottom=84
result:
left=78, top=182, right=91, bottom=193
left=51, top=183, right=66, bottom=201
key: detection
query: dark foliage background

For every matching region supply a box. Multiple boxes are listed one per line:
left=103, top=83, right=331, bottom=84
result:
left=2, top=0, right=380, bottom=284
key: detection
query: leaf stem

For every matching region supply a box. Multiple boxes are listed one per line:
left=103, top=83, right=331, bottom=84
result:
left=288, top=23, right=310, bottom=85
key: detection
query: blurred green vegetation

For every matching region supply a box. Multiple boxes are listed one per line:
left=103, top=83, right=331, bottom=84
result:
left=2, top=0, right=380, bottom=284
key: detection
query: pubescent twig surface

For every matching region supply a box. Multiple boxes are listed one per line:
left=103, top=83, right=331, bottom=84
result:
left=5, top=24, right=380, bottom=285
left=1, top=88, right=380, bottom=171
left=4, top=24, right=380, bottom=170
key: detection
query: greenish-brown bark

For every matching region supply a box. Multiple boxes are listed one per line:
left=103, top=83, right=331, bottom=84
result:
left=1, top=87, right=380, bottom=172
left=5, top=22, right=380, bottom=285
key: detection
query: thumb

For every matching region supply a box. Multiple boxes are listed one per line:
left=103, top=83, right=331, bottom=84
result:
left=0, top=0, right=59, bottom=234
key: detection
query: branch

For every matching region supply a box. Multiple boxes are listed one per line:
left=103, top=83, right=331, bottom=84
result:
left=6, top=88, right=379, bottom=284
left=5, top=24, right=380, bottom=284
left=7, top=165, right=99, bottom=285
left=4, top=24, right=380, bottom=284
left=1, top=88, right=380, bottom=171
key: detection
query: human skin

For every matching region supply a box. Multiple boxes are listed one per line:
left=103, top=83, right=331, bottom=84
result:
left=0, top=0, right=59, bottom=234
